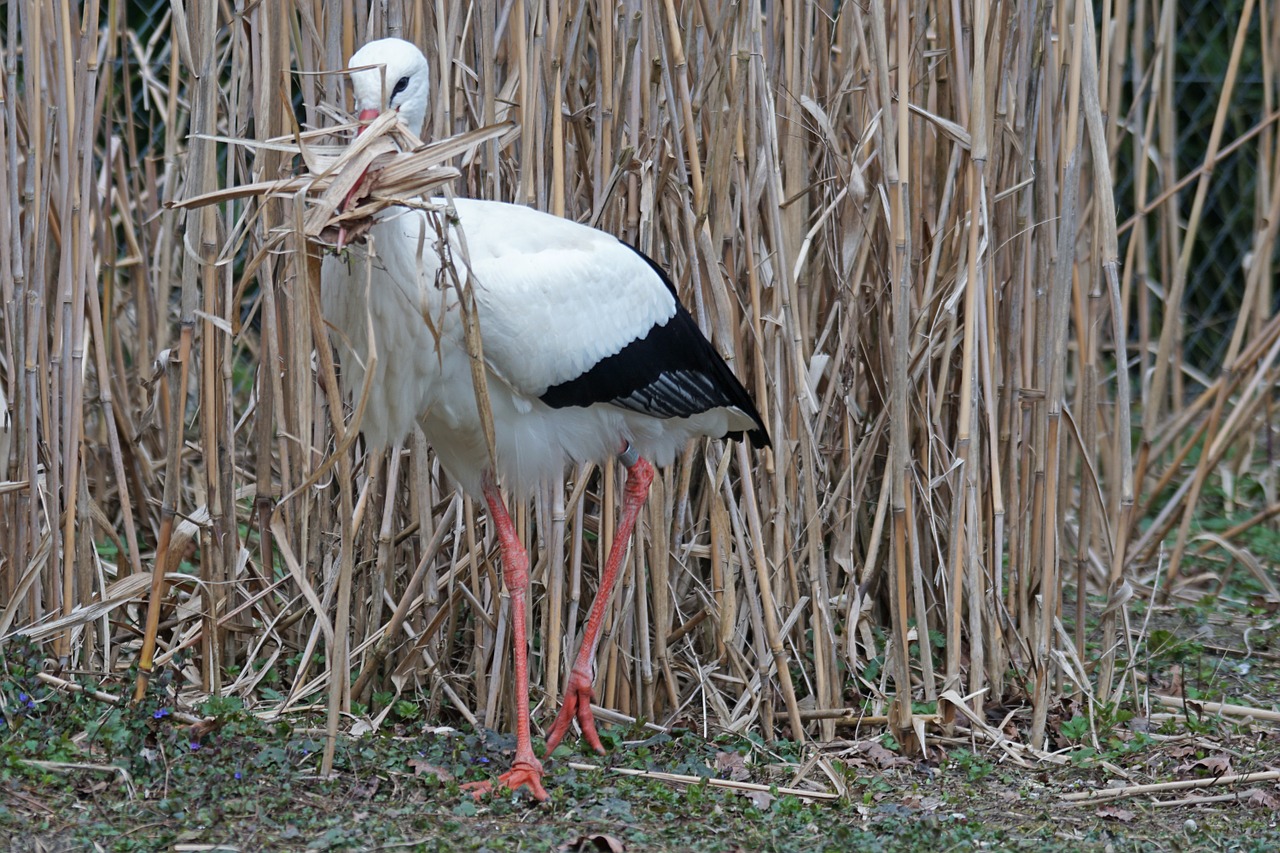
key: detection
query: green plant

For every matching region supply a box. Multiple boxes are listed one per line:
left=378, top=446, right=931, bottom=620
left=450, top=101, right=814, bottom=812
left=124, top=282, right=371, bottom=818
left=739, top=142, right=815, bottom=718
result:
left=949, top=748, right=994, bottom=781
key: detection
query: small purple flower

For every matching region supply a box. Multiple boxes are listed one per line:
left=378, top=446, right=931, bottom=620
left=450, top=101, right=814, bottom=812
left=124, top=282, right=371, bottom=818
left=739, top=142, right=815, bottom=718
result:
left=234, top=771, right=242, bottom=780
left=154, top=708, right=171, bottom=719
left=18, top=692, right=35, bottom=709
left=189, top=741, right=201, bottom=751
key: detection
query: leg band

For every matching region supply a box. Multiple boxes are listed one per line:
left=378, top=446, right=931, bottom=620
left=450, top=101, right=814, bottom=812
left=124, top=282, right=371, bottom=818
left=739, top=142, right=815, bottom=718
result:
left=617, top=441, right=640, bottom=468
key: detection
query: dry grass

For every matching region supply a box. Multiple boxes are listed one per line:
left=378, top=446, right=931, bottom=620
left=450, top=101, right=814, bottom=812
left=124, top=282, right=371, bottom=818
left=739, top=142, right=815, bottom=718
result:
left=2, top=0, right=1278, bottom=776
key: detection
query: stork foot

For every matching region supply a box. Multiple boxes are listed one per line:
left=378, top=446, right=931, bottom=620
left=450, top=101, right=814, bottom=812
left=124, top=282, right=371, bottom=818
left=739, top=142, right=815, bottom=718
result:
left=461, top=758, right=549, bottom=803
left=544, top=669, right=606, bottom=757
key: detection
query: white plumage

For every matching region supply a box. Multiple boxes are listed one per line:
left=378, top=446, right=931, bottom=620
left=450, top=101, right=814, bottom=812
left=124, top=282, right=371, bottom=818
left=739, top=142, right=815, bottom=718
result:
left=322, top=37, right=768, bottom=802
left=322, top=198, right=760, bottom=495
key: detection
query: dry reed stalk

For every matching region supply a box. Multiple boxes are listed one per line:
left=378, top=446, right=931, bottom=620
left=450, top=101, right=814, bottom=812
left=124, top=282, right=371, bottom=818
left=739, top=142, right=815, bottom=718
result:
left=1077, top=4, right=1131, bottom=706
left=4, top=0, right=1280, bottom=781
left=1153, top=694, right=1280, bottom=723
left=1060, top=770, right=1280, bottom=804
left=567, top=761, right=839, bottom=803
left=133, top=0, right=217, bottom=702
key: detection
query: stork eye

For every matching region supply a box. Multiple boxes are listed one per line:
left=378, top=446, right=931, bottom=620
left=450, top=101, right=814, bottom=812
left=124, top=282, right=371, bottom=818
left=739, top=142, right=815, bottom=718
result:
left=391, top=76, right=410, bottom=99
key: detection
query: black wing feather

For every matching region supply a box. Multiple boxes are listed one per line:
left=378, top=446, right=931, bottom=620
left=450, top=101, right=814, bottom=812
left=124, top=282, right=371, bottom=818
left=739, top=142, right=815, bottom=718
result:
left=539, top=247, right=770, bottom=449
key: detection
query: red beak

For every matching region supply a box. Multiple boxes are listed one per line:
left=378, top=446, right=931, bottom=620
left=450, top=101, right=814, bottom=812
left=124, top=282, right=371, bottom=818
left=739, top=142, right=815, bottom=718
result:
left=356, top=108, right=380, bottom=134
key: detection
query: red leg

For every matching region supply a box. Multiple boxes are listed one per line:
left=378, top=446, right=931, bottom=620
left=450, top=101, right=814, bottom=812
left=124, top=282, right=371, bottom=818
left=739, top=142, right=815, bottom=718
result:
left=544, top=452, right=655, bottom=757
left=460, top=474, right=548, bottom=802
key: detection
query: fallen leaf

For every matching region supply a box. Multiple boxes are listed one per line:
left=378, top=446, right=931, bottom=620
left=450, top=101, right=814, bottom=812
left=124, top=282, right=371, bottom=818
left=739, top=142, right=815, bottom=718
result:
left=350, top=778, right=380, bottom=799
left=919, top=795, right=945, bottom=812
left=1247, top=596, right=1280, bottom=614
left=715, top=751, right=750, bottom=781
left=1165, top=665, right=1183, bottom=695
left=408, top=758, right=454, bottom=781
left=185, top=718, right=222, bottom=740
left=1196, top=755, right=1232, bottom=776
left=858, top=741, right=909, bottom=769
left=1096, top=805, right=1136, bottom=822
left=741, top=789, right=775, bottom=810
left=1175, top=754, right=1232, bottom=777
left=1246, top=789, right=1280, bottom=810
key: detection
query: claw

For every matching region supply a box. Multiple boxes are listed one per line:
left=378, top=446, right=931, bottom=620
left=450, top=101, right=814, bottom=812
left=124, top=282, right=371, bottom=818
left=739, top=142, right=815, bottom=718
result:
left=461, top=759, right=549, bottom=803
left=543, top=669, right=606, bottom=758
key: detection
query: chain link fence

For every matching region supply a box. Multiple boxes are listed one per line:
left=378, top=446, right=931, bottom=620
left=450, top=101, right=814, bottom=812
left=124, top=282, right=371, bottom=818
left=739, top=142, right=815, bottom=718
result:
left=1114, top=0, right=1272, bottom=374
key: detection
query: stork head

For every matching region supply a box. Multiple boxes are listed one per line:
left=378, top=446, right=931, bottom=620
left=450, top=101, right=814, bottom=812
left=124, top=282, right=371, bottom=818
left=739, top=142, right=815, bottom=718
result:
left=348, top=38, right=430, bottom=136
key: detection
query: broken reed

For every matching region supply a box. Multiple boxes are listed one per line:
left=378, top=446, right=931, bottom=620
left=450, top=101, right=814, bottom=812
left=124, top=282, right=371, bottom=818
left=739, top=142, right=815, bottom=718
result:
left=2, top=0, right=1277, bottom=762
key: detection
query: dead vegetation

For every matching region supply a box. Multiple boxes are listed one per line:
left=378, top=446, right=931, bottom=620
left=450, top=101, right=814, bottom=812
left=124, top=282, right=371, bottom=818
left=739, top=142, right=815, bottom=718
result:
left=1, top=0, right=1278, bottom=793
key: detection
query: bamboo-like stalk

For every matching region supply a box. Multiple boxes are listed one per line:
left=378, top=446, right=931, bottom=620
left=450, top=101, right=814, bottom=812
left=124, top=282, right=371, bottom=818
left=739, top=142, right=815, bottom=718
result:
left=1077, top=5, right=1132, bottom=707
left=3, top=0, right=1277, bottom=784
left=134, top=0, right=218, bottom=702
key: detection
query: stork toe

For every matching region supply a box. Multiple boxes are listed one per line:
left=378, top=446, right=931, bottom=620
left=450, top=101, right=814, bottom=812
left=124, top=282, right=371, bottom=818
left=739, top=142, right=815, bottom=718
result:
left=544, top=670, right=606, bottom=757
left=461, top=758, right=549, bottom=803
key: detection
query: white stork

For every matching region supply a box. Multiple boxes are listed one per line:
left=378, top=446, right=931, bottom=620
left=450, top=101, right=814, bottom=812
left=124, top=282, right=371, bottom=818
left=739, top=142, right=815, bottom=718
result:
left=322, top=37, right=770, bottom=801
